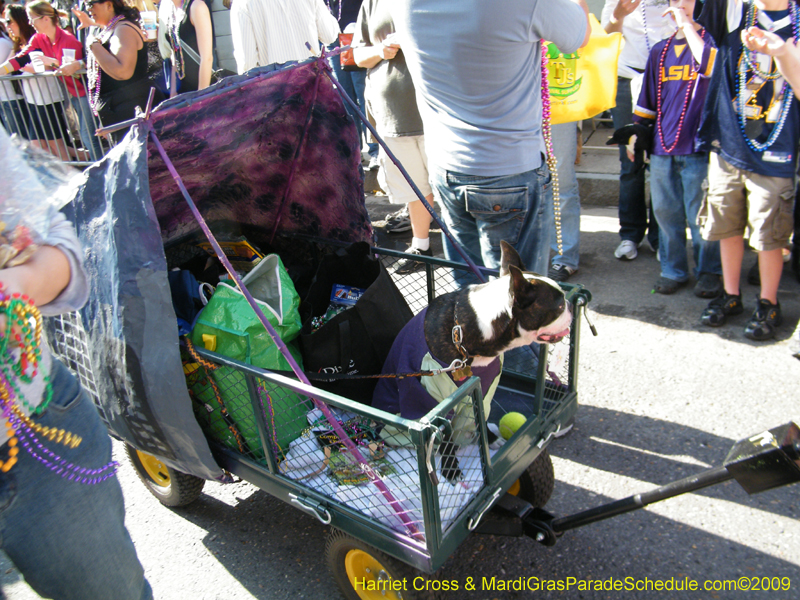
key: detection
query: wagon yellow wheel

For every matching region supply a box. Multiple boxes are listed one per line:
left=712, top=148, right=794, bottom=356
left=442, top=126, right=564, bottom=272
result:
left=325, top=529, right=445, bottom=600
left=137, top=450, right=171, bottom=487
left=507, top=447, right=554, bottom=507
left=125, top=444, right=205, bottom=507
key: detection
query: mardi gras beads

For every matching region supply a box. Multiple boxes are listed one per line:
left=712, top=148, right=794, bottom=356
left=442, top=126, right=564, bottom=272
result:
left=87, top=14, right=126, bottom=115
left=541, top=44, right=563, bottom=258
left=0, top=294, right=117, bottom=482
left=166, top=0, right=189, bottom=81
left=737, top=1, right=799, bottom=152
left=656, top=30, right=705, bottom=153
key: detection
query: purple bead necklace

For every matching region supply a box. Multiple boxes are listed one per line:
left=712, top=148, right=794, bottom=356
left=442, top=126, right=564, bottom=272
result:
left=541, top=44, right=563, bottom=257
left=0, top=293, right=118, bottom=483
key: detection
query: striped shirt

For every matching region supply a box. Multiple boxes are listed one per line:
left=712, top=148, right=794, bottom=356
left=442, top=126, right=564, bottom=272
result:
left=230, top=0, right=340, bottom=73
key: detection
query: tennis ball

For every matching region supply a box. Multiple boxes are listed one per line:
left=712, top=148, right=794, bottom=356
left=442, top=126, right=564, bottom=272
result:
left=498, top=412, right=526, bottom=440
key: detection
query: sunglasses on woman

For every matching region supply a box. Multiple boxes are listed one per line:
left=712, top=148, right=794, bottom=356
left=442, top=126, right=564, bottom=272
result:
left=85, top=0, right=108, bottom=6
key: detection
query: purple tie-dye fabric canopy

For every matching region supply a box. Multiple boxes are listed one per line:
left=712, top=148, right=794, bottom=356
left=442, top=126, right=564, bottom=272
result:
left=57, top=58, right=372, bottom=481
left=147, top=58, right=372, bottom=247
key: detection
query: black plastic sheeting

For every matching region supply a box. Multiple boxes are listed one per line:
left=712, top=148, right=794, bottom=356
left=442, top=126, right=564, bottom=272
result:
left=55, top=58, right=373, bottom=480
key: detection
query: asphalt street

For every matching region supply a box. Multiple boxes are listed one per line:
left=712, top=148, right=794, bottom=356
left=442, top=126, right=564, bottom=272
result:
left=2, top=201, right=799, bottom=600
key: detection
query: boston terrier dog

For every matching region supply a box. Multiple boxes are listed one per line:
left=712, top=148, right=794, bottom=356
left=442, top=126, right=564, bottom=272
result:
left=372, top=241, right=572, bottom=482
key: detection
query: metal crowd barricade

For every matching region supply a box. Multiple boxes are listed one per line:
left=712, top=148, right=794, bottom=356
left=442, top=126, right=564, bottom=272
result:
left=0, top=69, right=112, bottom=166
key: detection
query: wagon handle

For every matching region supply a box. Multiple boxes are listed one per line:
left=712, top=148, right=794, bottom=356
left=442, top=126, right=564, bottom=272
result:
left=467, top=487, right=503, bottom=531
left=536, top=421, right=566, bottom=449
left=422, top=419, right=451, bottom=487
left=290, top=493, right=332, bottom=525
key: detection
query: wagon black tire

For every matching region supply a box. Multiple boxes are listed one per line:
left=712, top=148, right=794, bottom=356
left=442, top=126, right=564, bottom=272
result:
left=125, top=444, right=205, bottom=507
left=513, top=447, right=555, bottom=508
left=325, top=529, right=446, bottom=600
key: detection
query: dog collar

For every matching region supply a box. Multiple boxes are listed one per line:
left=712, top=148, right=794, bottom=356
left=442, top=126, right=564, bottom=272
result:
left=451, top=302, right=473, bottom=381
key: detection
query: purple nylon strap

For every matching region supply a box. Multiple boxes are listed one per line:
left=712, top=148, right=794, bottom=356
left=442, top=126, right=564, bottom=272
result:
left=315, top=45, right=488, bottom=283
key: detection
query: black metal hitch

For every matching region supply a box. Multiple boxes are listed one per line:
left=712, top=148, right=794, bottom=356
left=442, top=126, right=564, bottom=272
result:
left=478, top=422, right=800, bottom=545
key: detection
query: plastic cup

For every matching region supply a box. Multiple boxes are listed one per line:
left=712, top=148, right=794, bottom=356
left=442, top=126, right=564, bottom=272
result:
left=141, top=11, right=157, bottom=40
left=30, top=51, right=45, bottom=73
left=62, top=48, right=76, bottom=66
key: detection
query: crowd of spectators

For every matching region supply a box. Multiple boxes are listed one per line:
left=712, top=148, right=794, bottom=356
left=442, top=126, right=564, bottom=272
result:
left=0, top=0, right=797, bottom=342
left=1, top=1, right=799, bottom=597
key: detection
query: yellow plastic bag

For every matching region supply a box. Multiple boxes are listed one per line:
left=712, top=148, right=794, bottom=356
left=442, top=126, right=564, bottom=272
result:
left=545, top=15, right=623, bottom=125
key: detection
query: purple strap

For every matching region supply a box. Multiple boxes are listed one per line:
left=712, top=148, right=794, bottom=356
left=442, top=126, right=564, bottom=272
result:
left=317, top=49, right=487, bottom=283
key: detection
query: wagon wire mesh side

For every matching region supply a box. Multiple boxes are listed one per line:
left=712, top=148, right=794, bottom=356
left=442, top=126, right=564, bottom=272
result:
left=45, top=245, right=588, bottom=573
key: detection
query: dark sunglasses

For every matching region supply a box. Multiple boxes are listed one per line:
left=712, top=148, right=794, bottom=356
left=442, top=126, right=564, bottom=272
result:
left=85, top=0, right=108, bottom=6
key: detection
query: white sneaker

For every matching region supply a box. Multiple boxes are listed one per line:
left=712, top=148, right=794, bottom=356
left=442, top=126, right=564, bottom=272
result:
left=614, top=239, right=638, bottom=260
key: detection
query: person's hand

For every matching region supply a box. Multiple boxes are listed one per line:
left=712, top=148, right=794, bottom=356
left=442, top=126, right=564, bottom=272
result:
left=742, top=26, right=791, bottom=57
left=20, top=64, right=35, bottom=74
left=0, top=272, right=30, bottom=350
left=613, top=0, right=643, bottom=22
left=40, top=55, right=60, bottom=69
left=56, top=60, right=82, bottom=77
left=380, top=42, right=400, bottom=60
left=663, top=6, right=690, bottom=30
left=71, top=7, right=96, bottom=30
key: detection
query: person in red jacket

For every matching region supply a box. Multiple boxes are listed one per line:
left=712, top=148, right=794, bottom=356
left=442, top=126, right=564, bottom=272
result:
left=0, top=1, right=96, bottom=160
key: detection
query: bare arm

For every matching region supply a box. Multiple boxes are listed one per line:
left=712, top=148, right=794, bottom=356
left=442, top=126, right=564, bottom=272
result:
left=666, top=7, right=706, bottom=65
left=88, top=22, right=143, bottom=81
left=71, top=7, right=98, bottom=30
left=353, top=41, right=399, bottom=69
left=571, top=0, right=592, bottom=47
left=742, top=27, right=800, bottom=99
left=0, top=246, right=71, bottom=306
left=605, top=0, right=642, bottom=34
left=315, top=0, right=340, bottom=46
left=190, top=0, right=214, bottom=90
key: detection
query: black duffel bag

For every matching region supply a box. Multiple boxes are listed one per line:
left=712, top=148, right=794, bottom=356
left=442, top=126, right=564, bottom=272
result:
left=299, top=242, right=413, bottom=404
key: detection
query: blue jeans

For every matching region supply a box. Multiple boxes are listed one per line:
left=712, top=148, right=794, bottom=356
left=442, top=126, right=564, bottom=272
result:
left=432, top=164, right=552, bottom=279
left=70, top=95, right=104, bottom=161
left=611, top=76, right=659, bottom=248
left=0, top=359, right=152, bottom=600
left=547, top=122, right=581, bottom=269
left=0, top=100, right=30, bottom=139
left=328, top=42, right=378, bottom=158
left=650, top=153, right=721, bottom=281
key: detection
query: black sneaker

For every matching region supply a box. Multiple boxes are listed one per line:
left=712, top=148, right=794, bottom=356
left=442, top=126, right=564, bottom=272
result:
left=694, top=273, right=722, bottom=299
left=744, top=297, right=782, bottom=341
left=394, top=247, right=432, bottom=275
left=384, top=206, right=411, bottom=234
left=548, top=263, right=578, bottom=282
left=701, top=292, right=743, bottom=327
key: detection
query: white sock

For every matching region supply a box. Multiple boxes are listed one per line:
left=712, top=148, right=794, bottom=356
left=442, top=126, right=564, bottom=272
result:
left=411, top=237, right=430, bottom=251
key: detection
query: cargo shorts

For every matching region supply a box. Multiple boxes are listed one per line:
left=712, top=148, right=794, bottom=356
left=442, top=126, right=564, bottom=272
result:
left=699, top=152, right=795, bottom=252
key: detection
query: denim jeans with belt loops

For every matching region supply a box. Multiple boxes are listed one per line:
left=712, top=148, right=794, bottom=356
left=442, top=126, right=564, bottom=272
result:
left=0, top=358, right=152, bottom=600
left=650, top=153, right=721, bottom=282
left=432, top=163, right=552, bottom=283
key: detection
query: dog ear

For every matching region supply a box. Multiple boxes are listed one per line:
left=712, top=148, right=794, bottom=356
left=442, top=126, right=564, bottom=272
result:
left=508, top=264, right=536, bottom=308
left=499, top=241, right=525, bottom=276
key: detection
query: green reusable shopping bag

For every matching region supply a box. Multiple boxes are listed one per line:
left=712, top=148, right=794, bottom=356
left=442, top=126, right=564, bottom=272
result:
left=187, top=255, right=309, bottom=462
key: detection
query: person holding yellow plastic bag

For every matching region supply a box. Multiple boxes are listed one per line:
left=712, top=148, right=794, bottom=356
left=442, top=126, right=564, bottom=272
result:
left=544, top=15, right=622, bottom=282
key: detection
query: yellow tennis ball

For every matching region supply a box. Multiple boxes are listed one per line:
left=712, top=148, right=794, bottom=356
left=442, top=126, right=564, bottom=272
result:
left=499, top=412, right=526, bottom=440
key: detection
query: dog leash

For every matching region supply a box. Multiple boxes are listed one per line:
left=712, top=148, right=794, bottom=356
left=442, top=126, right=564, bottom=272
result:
left=279, top=357, right=471, bottom=382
